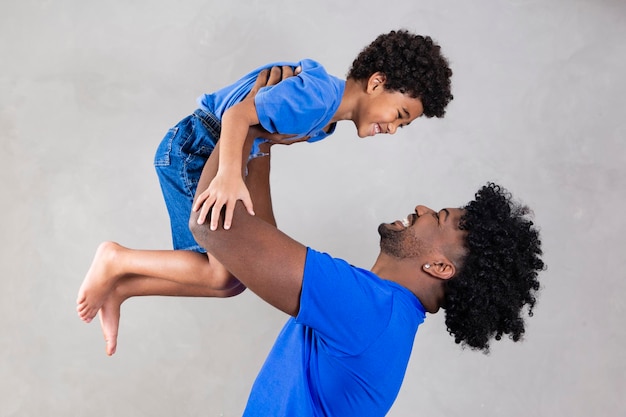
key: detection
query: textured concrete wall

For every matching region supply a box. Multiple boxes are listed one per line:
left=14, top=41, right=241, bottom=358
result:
left=1, top=0, right=624, bottom=416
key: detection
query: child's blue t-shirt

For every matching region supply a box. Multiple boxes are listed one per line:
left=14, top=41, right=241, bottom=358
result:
left=242, top=248, right=427, bottom=417
left=197, top=59, right=345, bottom=154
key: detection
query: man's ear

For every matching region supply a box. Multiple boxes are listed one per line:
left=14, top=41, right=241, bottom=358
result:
left=422, top=258, right=456, bottom=280
left=366, top=72, right=387, bottom=94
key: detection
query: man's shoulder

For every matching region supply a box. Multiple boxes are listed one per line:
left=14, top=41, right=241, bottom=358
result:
left=303, top=248, right=387, bottom=290
left=304, top=247, right=362, bottom=274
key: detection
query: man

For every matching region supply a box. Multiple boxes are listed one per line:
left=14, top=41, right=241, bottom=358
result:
left=190, top=143, right=544, bottom=416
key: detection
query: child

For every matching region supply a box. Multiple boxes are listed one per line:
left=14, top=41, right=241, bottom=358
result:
left=76, top=29, right=453, bottom=355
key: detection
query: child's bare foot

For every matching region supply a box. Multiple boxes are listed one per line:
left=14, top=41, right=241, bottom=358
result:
left=99, top=287, right=123, bottom=356
left=76, top=241, right=123, bottom=323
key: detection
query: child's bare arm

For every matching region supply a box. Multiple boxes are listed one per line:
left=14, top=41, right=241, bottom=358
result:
left=192, top=66, right=300, bottom=230
left=201, top=99, right=258, bottom=231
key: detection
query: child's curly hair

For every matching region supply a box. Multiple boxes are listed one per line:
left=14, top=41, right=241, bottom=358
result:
left=443, top=183, right=545, bottom=353
left=348, top=29, right=453, bottom=118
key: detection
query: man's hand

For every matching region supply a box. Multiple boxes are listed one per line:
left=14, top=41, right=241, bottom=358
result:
left=249, top=65, right=302, bottom=97
left=249, top=66, right=309, bottom=145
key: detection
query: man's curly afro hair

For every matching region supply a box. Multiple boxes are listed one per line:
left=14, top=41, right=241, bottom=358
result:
left=443, top=183, right=545, bottom=353
left=347, top=29, right=453, bottom=118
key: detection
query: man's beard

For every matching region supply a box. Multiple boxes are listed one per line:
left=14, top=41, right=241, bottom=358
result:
left=378, top=223, right=428, bottom=259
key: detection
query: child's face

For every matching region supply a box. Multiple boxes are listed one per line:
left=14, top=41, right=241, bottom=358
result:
left=354, top=75, right=424, bottom=138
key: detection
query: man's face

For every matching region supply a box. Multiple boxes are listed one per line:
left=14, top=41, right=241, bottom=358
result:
left=378, top=205, right=466, bottom=259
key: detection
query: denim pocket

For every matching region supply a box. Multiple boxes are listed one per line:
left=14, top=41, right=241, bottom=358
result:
left=180, top=116, right=216, bottom=159
left=154, top=126, right=179, bottom=167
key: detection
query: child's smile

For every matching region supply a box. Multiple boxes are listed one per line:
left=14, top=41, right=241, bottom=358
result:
left=358, top=89, right=424, bottom=138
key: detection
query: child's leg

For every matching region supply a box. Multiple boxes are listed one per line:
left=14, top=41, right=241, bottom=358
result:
left=78, top=110, right=248, bottom=315
left=76, top=241, right=237, bottom=323
left=77, top=136, right=258, bottom=323
left=81, top=140, right=277, bottom=355
left=97, top=271, right=245, bottom=356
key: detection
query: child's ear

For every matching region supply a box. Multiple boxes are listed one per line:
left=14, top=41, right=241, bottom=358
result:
left=367, top=72, right=387, bottom=93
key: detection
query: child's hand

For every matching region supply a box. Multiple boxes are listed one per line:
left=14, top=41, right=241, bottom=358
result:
left=193, top=172, right=254, bottom=230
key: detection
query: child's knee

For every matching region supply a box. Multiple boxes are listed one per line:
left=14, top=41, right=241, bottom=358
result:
left=209, top=261, right=239, bottom=291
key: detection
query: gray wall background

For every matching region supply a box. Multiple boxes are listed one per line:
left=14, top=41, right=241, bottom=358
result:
left=1, top=0, right=625, bottom=416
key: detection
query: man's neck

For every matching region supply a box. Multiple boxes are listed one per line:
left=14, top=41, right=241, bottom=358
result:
left=371, top=253, right=444, bottom=314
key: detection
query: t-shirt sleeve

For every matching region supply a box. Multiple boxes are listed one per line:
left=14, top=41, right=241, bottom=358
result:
left=254, top=60, right=336, bottom=136
left=296, top=248, right=393, bottom=356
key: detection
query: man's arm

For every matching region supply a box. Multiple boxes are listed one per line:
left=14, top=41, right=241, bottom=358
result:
left=190, top=176, right=307, bottom=317
left=191, top=65, right=307, bottom=316
left=245, top=141, right=276, bottom=227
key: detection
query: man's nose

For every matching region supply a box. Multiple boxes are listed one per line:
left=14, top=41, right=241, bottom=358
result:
left=388, top=123, right=397, bottom=135
left=415, top=205, right=433, bottom=216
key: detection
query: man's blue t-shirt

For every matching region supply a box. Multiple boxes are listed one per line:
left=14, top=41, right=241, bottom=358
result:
left=243, top=248, right=427, bottom=417
left=197, top=59, right=345, bottom=155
